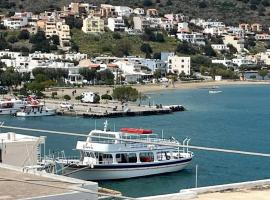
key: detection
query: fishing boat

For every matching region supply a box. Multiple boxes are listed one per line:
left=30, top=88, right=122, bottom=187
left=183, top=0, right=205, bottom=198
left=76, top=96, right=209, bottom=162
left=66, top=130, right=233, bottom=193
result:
left=16, top=97, right=56, bottom=117
left=0, top=97, right=26, bottom=115
left=55, top=121, right=194, bottom=180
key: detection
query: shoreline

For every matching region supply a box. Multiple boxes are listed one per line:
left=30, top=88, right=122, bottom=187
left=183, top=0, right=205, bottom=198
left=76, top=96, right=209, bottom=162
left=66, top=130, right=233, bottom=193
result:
left=45, top=80, right=270, bottom=98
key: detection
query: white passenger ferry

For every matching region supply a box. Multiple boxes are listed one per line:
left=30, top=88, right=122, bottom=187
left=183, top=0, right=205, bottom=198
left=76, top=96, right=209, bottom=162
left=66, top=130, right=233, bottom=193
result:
left=57, top=121, right=194, bottom=180
left=0, top=98, right=25, bottom=115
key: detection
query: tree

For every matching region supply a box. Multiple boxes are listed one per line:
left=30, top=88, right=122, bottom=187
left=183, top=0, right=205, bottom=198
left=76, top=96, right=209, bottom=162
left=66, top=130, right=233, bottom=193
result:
left=198, top=0, right=207, bottom=8
left=153, top=69, right=162, bottom=79
left=96, top=69, right=114, bottom=85
left=143, top=0, right=153, bottom=6
left=7, top=36, right=18, bottom=43
left=176, top=41, right=198, bottom=55
left=166, top=0, right=173, bottom=6
left=65, top=16, right=83, bottom=29
left=140, top=43, right=153, bottom=56
left=258, top=69, right=268, bottom=80
left=18, top=30, right=30, bottom=40
left=79, top=68, right=96, bottom=83
left=227, top=44, right=238, bottom=54
left=0, top=38, right=10, bottom=50
left=112, top=86, right=139, bottom=102
left=204, top=44, right=217, bottom=57
left=50, top=35, right=60, bottom=45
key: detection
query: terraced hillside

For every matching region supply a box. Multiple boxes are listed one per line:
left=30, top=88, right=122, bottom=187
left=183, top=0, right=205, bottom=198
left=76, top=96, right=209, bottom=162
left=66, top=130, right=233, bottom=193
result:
left=1, top=0, right=270, bottom=26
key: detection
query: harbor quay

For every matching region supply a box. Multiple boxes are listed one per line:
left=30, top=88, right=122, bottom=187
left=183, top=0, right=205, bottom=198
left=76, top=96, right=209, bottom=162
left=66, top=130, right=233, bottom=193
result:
left=139, top=179, right=270, bottom=200
left=44, top=99, right=185, bottom=118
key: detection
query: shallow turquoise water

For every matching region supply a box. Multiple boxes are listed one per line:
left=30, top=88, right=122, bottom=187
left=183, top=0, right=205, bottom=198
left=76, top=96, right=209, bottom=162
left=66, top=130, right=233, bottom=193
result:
left=1, top=85, right=270, bottom=197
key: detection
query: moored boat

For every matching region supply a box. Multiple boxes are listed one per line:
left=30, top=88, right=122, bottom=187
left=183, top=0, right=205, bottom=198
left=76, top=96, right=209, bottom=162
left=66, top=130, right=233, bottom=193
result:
left=0, top=97, right=26, bottom=115
left=16, top=96, right=56, bottom=117
left=55, top=121, right=194, bottom=180
left=209, top=90, right=222, bottom=94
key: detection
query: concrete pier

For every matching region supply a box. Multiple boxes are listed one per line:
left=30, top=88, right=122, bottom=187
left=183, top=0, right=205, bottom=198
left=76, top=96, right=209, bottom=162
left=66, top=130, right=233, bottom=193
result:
left=44, top=100, right=185, bottom=118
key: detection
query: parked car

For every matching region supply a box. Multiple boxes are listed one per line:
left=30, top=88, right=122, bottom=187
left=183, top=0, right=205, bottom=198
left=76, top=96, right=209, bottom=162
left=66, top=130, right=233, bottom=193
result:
left=60, top=102, right=74, bottom=110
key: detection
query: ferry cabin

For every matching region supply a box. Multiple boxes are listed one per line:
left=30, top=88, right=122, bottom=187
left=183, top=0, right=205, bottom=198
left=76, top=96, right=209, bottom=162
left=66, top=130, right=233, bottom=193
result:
left=76, top=129, right=190, bottom=165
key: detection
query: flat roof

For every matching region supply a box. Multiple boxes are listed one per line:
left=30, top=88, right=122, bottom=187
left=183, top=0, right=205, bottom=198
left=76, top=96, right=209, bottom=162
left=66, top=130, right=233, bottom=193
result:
left=0, top=164, right=100, bottom=200
left=0, top=167, right=74, bottom=199
left=0, top=132, right=44, bottom=144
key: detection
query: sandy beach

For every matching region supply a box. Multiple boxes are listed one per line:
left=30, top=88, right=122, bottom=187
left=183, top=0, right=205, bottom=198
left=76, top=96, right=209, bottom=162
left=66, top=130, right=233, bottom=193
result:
left=45, top=80, right=270, bottom=99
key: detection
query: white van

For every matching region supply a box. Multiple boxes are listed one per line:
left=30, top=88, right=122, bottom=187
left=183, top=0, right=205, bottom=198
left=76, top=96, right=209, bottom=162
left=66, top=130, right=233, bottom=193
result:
left=81, top=92, right=100, bottom=103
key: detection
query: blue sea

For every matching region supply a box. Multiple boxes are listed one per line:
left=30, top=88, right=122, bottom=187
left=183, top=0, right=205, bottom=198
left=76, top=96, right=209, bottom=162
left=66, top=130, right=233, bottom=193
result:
left=1, top=84, right=270, bottom=197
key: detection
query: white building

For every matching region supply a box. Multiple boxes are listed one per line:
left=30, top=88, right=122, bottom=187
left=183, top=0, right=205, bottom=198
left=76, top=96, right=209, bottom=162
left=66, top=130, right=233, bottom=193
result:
left=177, top=32, right=205, bottom=45
left=133, top=8, right=145, bottom=15
left=3, top=14, right=28, bottom=29
left=114, top=6, right=133, bottom=17
left=212, top=59, right=233, bottom=67
left=223, top=35, right=245, bottom=53
left=56, top=21, right=71, bottom=50
left=211, top=44, right=229, bottom=51
left=0, top=132, right=45, bottom=167
left=255, top=34, right=270, bottom=41
left=177, top=22, right=189, bottom=32
left=232, top=57, right=257, bottom=67
left=160, top=19, right=174, bottom=32
left=259, top=50, right=270, bottom=65
left=107, top=17, right=125, bottom=32
left=167, top=56, right=190, bottom=75
left=201, top=21, right=225, bottom=28
left=203, top=27, right=225, bottom=35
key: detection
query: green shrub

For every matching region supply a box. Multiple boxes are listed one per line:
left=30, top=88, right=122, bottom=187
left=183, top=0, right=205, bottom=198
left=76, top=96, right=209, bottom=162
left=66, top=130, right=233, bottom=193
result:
left=101, top=94, right=113, bottom=100
left=63, top=94, right=71, bottom=100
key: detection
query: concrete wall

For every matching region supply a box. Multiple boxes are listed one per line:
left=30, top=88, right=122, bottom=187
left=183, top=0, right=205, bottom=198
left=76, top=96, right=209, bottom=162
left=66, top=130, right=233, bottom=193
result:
left=1, top=141, right=39, bottom=167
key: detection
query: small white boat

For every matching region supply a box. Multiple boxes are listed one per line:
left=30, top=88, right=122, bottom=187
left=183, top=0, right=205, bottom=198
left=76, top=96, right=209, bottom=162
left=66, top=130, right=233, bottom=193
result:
left=16, top=96, right=56, bottom=117
left=209, top=90, right=222, bottom=94
left=16, top=104, right=56, bottom=117
left=55, top=121, right=194, bottom=180
left=0, top=98, right=26, bottom=115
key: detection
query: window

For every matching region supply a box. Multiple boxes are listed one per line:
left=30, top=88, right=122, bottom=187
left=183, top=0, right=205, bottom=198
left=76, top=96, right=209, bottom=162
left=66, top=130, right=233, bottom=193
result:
left=157, top=151, right=171, bottom=161
left=139, top=152, right=154, bottom=162
left=95, top=153, right=113, bottom=164
left=116, top=153, right=137, bottom=163
left=0, top=149, right=2, bottom=163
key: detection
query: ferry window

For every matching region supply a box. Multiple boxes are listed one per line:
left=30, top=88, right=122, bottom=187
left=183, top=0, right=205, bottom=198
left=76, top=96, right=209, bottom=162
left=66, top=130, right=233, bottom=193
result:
left=116, top=153, right=137, bottom=163
left=116, top=153, right=128, bottom=163
left=128, top=153, right=137, bottom=163
left=91, top=133, right=115, bottom=143
left=157, top=151, right=171, bottom=161
left=96, top=153, right=113, bottom=164
left=139, top=152, right=154, bottom=162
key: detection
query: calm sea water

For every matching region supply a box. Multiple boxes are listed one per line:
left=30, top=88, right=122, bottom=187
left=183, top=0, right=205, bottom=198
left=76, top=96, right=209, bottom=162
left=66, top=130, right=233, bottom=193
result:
left=1, top=85, right=270, bottom=197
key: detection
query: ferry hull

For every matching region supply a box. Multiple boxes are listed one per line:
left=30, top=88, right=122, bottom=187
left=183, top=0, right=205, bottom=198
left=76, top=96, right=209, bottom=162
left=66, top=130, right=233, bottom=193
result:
left=63, top=159, right=192, bottom=180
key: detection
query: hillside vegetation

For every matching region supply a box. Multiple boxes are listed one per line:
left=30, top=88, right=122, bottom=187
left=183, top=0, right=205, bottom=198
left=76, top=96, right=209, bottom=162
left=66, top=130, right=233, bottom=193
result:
left=2, top=0, right=270, bottom=26
left=71, top=29, right=178, bottom=57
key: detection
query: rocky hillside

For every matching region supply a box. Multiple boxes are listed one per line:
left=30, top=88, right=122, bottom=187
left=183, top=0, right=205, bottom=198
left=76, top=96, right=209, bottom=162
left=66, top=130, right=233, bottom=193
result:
left=1, top=0, right=270, bottom=26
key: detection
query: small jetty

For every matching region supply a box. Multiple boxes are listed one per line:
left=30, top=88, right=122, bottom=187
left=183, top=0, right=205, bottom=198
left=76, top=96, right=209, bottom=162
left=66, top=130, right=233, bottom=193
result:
left=44, top=100, right=185, bottom=118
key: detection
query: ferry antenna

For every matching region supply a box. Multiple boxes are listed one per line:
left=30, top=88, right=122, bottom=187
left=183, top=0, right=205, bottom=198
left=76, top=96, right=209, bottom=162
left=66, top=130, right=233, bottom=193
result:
left=1, top=125, right=270, bottom=158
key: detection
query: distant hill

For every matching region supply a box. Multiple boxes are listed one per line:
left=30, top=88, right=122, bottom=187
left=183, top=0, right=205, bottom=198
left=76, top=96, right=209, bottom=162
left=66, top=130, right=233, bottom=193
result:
left=2, top=0, right=270, bottom=26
